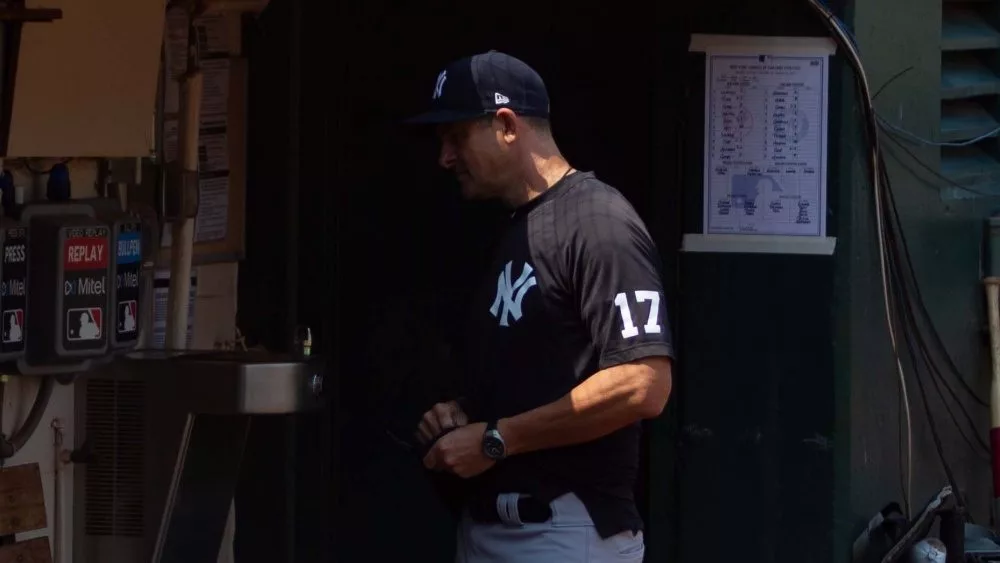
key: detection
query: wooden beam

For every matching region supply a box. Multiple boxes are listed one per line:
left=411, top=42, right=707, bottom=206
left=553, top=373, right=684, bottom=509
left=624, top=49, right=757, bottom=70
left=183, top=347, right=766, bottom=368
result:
left=0, top=2, right=61, bottom=156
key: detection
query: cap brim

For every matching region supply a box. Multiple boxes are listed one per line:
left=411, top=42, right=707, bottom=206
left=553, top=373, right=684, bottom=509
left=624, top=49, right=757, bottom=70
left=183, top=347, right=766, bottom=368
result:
left=403, top=109, right=486, bottom=125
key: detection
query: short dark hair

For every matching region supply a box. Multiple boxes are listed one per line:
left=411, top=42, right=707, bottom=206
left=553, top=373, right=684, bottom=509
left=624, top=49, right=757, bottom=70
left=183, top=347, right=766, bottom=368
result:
left=523, top=116, right=552, bottom=137
left=478, top=113, right=552, bottom=137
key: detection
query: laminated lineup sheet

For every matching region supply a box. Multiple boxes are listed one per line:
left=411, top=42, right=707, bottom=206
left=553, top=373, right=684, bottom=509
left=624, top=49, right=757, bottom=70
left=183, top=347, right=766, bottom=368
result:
left=698, top=36, right=832, bottom=238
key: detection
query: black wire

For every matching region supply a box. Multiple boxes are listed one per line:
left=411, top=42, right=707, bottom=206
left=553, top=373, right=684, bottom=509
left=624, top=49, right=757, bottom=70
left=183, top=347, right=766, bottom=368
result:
left=873, top=81, right=991, bottom=462
left=882, top=175, right=991, bottom=456
left=872, top=63, right=998, bottom=198
left=872, top=66, right=914, bottom=101
left=813, top=2, right=984, bottom=517
left=876, top=160, right=913, bottom=518
left=826, top=12, right=917, bottom=515
left=879, top=124, right=997, bottom=479
left=881, top=129, right=999, bottom=198
left=843, top=50, right=911, bottom=495
left=922, top=344, right=991, bottom=458
left=880, top=168, right=975, bottom=516
left=876, top=118, right=997, bottom=480
left=875, top=64, right=1000, bottom=159
left=899, top=299, right=972, bottom=514
left=838, top=30, right=918, bottom=517
left=877, top=149, right=990, bottom=407
left=880, top=144, right=987, bottom=520
left=917, top=347, right=990, bottom=456
left=881, top=154, right=989, bottom=436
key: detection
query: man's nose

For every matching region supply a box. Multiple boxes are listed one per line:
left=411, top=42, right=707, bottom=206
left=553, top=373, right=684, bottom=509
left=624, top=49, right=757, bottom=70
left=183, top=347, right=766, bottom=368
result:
left=438, top=143, right=457, bottom=170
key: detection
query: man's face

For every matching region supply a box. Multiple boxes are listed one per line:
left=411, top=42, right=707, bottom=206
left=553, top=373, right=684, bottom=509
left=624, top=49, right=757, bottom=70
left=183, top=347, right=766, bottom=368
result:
left=436, top=116, right=516, bottom=200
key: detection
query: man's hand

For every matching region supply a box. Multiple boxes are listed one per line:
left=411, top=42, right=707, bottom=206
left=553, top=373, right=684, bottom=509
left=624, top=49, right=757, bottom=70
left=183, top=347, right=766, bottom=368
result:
left=415, top=400, right=469, bottom=445
left=422, top=422, right=495, bottom=478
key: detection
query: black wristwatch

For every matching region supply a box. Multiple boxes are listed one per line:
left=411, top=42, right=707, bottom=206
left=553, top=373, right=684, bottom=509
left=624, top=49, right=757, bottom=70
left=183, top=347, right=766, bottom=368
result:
left=482, top=420, right=507, bottom=461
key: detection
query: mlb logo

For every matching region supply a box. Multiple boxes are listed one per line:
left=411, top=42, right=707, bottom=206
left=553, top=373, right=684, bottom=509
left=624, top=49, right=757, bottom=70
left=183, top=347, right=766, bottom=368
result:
left=118, top=300, right=138, bottom=334
left=67, top=307, right=102, bottom=341
left=2, top=309, right=22, bottom=344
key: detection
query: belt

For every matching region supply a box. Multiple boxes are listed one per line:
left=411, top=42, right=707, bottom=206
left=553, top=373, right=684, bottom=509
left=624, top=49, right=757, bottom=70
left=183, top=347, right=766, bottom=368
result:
left=468, top=493, right=552, bottom=525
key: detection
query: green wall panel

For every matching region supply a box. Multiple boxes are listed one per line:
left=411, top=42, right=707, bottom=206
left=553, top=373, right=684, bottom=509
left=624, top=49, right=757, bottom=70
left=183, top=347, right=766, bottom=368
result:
left=847, top=0, right=993, bottom=535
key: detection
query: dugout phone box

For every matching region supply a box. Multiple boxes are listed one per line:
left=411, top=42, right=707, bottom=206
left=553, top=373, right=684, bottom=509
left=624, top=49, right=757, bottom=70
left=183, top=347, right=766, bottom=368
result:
left=0, top=223, right=27, bottom=362
left=110, top=219, right=141, bottom=350
left=24, top=204, right=111, bottom=367
left=92, top=208, right=142, bottom=351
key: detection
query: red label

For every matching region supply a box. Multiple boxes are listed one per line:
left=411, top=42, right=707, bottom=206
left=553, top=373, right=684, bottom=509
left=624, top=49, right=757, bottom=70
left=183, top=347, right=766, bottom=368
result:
left=64, top=237, right=108, bottom=271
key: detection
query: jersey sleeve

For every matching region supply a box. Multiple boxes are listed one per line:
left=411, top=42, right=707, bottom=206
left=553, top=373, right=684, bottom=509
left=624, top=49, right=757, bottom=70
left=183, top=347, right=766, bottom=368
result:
left=567, top=195, right=675, bottom=370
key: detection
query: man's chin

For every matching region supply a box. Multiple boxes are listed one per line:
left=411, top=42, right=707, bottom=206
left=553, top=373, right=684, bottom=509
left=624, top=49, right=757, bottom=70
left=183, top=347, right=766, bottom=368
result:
left=459, top=182, right=484, bottom=200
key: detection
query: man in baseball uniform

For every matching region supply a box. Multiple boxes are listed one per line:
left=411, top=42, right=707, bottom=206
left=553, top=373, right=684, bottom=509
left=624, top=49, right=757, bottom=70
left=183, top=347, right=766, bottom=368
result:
left=409, top=51, right=674, bottom=562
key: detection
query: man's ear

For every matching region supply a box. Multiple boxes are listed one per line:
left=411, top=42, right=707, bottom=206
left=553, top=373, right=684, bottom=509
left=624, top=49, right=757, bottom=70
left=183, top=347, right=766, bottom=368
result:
left=495, top=108, right=518, bottom=144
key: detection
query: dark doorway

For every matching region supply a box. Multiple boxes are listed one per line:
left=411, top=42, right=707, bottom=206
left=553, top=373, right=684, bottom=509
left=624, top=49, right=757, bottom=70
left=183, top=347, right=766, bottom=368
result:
left=321, top=5, right=686, bottom=561
left=314, top=2, right=688, bottom=562
left=240, top=1, right=689, bottom=562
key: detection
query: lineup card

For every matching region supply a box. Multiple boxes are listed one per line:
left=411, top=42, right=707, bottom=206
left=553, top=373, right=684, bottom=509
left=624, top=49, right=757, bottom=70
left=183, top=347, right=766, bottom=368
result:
left=703, top=50, right=829, bottom=237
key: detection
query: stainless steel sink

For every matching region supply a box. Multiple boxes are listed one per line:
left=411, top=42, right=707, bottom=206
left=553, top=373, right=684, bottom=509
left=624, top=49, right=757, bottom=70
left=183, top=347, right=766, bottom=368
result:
left=122, top=350, right=325, bottom=414
left=79, top=350, right=326, bottom=563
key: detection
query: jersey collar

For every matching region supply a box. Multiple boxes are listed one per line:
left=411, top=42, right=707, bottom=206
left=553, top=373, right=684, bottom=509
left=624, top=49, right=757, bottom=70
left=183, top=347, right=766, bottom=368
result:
left=510, top=170, right=589, bottom=220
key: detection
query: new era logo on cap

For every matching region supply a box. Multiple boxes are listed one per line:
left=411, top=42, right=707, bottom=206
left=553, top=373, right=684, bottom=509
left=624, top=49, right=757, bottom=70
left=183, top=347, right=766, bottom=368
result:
left=407, top=51, right=549, bottom=125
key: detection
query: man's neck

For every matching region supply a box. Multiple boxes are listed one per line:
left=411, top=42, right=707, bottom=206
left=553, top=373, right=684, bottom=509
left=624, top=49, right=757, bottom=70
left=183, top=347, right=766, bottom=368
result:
left=506, top=155, right=573, bottom=208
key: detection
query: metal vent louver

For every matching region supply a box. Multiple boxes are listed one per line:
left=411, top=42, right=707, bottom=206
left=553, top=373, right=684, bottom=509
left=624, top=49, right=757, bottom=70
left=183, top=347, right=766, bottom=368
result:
left=84, top=379, right=146, bottom=537
left=940, top=0, right=1000, bottom=198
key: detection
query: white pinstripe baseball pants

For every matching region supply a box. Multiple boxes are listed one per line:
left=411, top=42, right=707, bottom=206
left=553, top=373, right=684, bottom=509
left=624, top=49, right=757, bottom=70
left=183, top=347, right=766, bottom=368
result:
left=455, top=493, right=645, bottom=563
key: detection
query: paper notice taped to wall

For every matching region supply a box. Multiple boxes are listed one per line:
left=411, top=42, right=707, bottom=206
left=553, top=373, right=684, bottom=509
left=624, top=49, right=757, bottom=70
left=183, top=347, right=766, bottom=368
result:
left=151, top=269, right=197, bottom=349
left=193, top=15, right=230, bottom=59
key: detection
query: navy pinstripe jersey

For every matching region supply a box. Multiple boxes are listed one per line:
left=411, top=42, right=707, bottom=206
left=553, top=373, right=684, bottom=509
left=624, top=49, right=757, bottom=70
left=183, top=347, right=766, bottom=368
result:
left=462, top=170, right=675, bottom=539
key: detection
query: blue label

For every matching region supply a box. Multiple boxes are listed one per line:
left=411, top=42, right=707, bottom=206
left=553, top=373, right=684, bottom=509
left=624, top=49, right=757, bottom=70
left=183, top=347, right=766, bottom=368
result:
left=116, top=232, right=141, bottom=264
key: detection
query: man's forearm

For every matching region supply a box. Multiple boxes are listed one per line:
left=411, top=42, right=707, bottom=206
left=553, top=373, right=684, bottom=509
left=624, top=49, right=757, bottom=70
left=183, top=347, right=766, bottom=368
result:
left=496, top=356, right=672, bottom=456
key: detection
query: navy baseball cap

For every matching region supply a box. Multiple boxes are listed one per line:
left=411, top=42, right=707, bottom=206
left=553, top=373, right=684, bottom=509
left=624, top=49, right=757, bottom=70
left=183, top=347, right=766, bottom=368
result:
left=406, top=51, right=550, bottom=125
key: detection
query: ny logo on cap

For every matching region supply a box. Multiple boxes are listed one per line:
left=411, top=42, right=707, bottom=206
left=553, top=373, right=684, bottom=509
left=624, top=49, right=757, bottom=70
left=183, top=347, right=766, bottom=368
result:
left=432, top=70, right=447, bottom=100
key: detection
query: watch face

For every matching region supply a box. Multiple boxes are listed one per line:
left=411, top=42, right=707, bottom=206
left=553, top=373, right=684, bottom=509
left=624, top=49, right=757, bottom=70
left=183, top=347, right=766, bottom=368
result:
left=483, top=431, right=506, bottom=460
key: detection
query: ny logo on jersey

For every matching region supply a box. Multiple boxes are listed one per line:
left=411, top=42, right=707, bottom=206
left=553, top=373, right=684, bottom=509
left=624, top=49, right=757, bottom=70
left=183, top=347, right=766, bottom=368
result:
left=489, top=261, right=537, bottom=327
